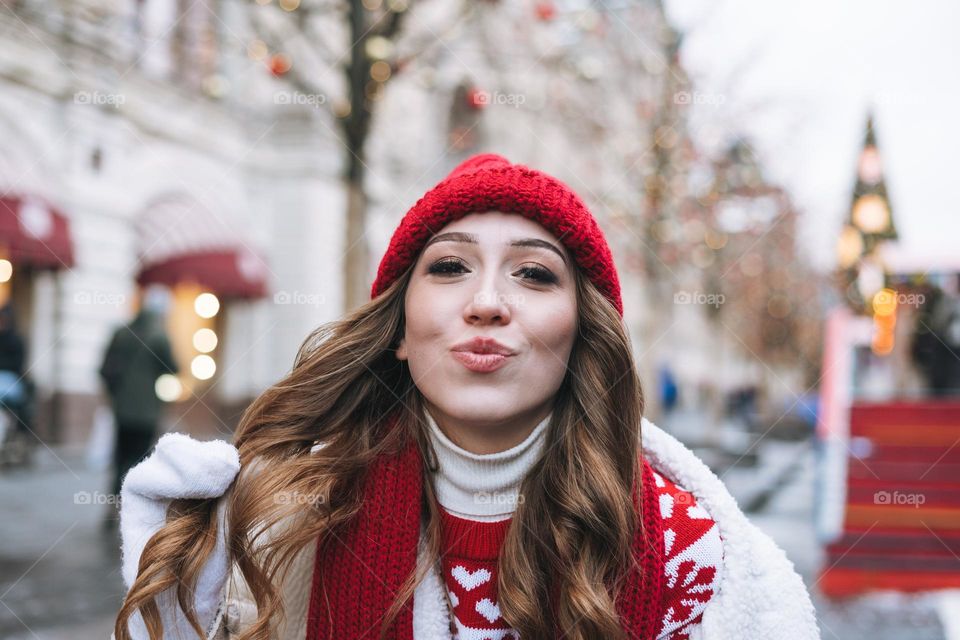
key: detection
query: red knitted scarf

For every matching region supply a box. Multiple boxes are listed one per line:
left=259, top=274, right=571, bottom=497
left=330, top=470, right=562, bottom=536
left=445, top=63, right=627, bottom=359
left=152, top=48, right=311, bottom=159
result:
left=305, top=416, right=665, bottom=639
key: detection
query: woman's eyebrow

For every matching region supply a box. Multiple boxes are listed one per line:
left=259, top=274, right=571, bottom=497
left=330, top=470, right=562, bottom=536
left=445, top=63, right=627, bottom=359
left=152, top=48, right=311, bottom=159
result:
left=510, top=238, right=568, bottom=265
left=423, top=232, right=568, bottom=264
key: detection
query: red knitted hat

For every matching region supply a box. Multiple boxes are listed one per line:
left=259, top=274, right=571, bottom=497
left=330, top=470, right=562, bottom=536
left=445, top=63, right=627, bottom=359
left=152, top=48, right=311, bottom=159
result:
left=370, top=153, right=624, bottom=317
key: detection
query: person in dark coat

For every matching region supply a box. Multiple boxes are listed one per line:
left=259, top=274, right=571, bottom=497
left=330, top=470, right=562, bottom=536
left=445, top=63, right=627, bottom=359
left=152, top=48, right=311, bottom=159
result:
left=911, top=280, right=960, bottom=396
left=0, top=303, right=34, bottom=466
left=0, top=303, right=26, bottom=376
left=99, top=287, right=179, bottom=501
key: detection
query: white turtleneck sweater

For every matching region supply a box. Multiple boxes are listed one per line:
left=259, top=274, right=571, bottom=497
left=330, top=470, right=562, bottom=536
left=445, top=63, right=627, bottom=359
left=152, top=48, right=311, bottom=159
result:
left=424, top=406, right=552, bottom=522
left=416, top=408, right=728, bottom=640
left=410, top=408, right=553, bottom=638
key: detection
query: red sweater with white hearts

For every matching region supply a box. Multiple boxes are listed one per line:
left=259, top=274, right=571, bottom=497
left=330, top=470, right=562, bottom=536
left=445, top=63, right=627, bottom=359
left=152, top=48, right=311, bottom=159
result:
left=437, top=467, right=723, bottom=639
left=424, top=407, right=723, bottom=639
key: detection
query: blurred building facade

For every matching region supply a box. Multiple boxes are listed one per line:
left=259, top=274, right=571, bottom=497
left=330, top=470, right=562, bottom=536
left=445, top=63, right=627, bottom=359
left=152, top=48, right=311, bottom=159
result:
left=361, top=0, right=808, bottom=422
left=0, top=0, right=819, bottom=446
left=0, top=0, right=348, bottom=443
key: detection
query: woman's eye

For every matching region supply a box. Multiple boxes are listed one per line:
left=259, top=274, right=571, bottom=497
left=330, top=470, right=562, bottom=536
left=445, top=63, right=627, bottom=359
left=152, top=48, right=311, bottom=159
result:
left=426, top=259, right=557, bottom=284
left=515, top=265, right=558, bottom=284
left=427, top=258, right=468, bottom=276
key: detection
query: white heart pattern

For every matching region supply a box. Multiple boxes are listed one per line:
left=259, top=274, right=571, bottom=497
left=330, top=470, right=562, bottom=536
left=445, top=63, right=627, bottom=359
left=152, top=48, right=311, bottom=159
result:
left=475, top=597, right=502, bottom=624
left=452, top=565, right=492, bottom=591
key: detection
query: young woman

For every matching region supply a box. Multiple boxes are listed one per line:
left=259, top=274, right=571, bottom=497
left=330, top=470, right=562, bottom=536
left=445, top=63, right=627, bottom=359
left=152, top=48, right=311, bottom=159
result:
left=114, top=154, right=819, bottom=640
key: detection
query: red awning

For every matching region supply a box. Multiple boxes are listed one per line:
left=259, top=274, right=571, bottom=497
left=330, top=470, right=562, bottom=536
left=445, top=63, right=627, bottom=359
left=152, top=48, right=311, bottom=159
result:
left=135, top=194, right=269, bottom=300
left=136, top=248, right=268, bottom=300
left=0, top=195, right=75, bottom=270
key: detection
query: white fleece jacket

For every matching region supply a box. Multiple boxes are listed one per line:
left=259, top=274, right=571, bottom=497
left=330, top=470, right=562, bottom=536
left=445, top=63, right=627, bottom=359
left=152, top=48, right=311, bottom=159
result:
left=116, top=419, right=820, bottom=640
left=116, top=433, right=239, bottom=640
left=638, top=418, right=819, bottom=639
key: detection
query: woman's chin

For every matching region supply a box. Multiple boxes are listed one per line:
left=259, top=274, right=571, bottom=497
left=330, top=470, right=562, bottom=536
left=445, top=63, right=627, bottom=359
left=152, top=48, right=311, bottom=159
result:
left=443, top=399, right=541, bottom=426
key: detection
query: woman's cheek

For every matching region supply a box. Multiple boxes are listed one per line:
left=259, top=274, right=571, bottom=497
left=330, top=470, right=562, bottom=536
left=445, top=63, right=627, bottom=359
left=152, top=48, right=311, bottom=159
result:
left=407, top=332, right=449, bottom=380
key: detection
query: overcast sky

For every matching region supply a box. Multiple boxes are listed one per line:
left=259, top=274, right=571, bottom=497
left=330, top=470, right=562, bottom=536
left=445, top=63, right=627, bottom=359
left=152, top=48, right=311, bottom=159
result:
left=663, top=0, right=960, bottom=271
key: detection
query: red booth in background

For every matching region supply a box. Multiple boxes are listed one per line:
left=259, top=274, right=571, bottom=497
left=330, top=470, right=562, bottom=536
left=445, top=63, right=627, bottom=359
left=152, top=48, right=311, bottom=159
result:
left=819, top=400, right=960, bottom=596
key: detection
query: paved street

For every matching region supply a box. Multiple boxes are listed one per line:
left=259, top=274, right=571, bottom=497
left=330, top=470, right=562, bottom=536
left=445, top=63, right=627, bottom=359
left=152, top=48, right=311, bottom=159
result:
left=664, top=406, right=950, bottom=639
left=741, top=443, right=948, bottom=639
left=0, top=447, right=123, bottom=639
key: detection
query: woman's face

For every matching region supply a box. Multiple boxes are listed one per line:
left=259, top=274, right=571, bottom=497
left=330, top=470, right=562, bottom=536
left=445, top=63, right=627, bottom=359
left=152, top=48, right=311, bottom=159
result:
left=396, top=211, right=578, bottom=453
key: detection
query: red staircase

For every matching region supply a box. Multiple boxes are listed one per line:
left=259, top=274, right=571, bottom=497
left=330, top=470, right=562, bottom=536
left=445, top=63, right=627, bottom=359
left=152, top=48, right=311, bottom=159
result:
left=820, top=401, right=960, bottom=597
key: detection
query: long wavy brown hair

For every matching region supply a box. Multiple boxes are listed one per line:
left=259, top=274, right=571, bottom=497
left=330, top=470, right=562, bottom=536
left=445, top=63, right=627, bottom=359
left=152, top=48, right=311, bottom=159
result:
left=114, top=257, right=646, bottom=640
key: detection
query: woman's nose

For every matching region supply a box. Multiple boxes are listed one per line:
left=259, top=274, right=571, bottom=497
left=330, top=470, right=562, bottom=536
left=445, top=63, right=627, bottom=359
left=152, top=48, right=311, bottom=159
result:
left=463, top=277, right=512, bottom=325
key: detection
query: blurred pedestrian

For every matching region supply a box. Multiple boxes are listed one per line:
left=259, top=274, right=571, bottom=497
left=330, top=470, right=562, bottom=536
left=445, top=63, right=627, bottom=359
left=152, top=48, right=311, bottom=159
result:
left=659, top=363, right=679, bottom=413
left=99, top=286, right=179, bottom=507
left=0, top=302, right=33, bottom=466
left=911, top=279, right=960, bottom=396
